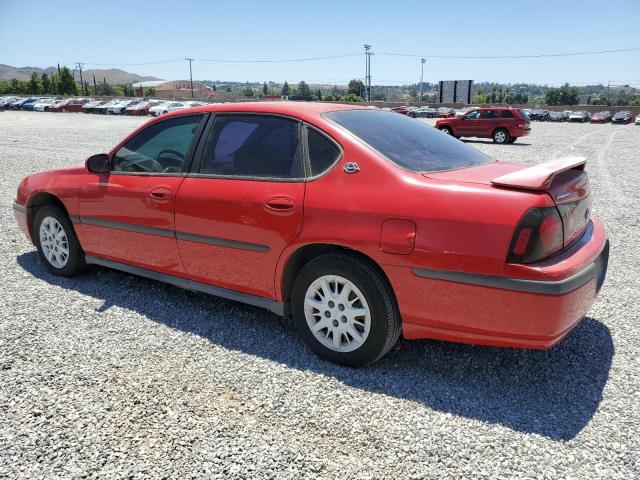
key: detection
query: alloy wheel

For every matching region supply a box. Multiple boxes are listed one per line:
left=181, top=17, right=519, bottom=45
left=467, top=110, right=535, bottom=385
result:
left=39, top=216, right=69, bottom=268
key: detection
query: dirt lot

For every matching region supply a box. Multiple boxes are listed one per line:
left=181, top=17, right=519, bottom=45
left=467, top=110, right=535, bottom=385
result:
left=1, top=110, right=638, bottom=479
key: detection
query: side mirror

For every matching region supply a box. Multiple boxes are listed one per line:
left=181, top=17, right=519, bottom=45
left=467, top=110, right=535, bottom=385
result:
left=86, top=153, right=110, bottom=173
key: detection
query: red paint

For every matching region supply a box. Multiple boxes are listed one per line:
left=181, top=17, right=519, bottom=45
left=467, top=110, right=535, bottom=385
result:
left=13, top=102, right=608, bottom=350
left=436, top=107, right=531, bottom=140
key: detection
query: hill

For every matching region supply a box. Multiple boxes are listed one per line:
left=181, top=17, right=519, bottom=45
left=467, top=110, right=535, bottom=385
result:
left=0, top=64, right=160, bottom=84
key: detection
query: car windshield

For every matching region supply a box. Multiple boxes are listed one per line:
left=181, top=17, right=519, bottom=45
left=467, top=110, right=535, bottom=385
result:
left=517, top=109, right=530, bottom=120
left=325, top=109, right=493, bottom=173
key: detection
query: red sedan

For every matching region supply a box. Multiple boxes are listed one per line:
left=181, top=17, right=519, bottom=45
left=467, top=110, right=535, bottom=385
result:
left=13, top=102, right=608, bottom=366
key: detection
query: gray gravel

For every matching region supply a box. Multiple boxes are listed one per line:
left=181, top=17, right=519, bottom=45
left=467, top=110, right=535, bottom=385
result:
left=1, top=111, right=639, bottom=479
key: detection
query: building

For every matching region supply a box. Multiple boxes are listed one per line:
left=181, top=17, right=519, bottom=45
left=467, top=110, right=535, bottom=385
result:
left=132, top=80, right=212, bottom=99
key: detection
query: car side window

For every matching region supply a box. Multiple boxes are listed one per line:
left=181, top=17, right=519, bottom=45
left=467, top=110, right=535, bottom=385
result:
left=200, top=114, right=302, bottom=179
left=483, top=110, right=498, bottom=119
left=112, top=115, right=203, bottom=174
left=307, top=127, right=341, bottom=176
left=465, top=110, right=480, bottom=119
left=501, top=110, right=515, bottom=119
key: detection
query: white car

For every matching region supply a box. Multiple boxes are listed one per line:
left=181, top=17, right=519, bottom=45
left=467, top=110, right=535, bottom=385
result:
left=636, top=115, right=640, bottom=125
left=94, top=99, right=122, bottom=114
left=166, top=101, right=205, bottom=113
left=107, top=99, right=141, bottom=115
left=149, top=101, right=185, bottom=116
left=33, top=98, right=58, bottom=111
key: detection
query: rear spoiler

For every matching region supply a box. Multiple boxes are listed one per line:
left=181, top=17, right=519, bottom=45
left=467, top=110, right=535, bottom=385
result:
left=491, top=156, right=586, bottom=191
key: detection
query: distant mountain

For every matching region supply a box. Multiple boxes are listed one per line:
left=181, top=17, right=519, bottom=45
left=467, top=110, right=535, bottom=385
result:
left=0, top=64, right=161, bottom=84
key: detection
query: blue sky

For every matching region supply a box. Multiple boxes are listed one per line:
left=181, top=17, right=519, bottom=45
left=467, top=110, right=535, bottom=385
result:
left=1, top=0, right=639, bottom=86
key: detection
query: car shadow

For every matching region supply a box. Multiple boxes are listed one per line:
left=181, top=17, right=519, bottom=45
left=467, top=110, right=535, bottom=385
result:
left=17, top=251, right=613, bottom=441
left=462, top=139, right=532, bottom=146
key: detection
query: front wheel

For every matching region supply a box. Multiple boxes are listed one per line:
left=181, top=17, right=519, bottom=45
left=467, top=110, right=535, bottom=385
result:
left=34, top=205, right=86, bottom=277
left=292, top=253, right=401, bottom=367
left=492, top=128, right=510, bottom=144
left=439, top=126, right=453, bottom=136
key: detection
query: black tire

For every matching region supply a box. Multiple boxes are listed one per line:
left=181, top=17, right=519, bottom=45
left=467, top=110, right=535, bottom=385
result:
left=439, top=126, right=454, bottom=136
left=492, top=128, right=510, bottom=144
left=34, top=205, right=86, bottom=277
left=291, top=253, right=401, bottom=367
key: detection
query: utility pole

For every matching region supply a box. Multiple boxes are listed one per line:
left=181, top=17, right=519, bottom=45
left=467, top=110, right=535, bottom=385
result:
left=364, top=44, right=372, bottom=102
left=75, top=63, right=85, bottom=95
left=419, top=58, right=425, bottom=103
left=185, top=58, right=194, bottom=98
left=607, top=80, right=610, bottom=106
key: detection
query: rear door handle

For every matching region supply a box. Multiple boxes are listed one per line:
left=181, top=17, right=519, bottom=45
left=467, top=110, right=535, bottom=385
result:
left=265, top=196, right=295, bottom=212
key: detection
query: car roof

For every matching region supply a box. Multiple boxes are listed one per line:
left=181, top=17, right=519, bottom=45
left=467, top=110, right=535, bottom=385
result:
left=161, top=101, right=368, bottom=122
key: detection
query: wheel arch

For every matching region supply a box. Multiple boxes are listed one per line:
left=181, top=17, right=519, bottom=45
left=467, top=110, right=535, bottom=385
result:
left=492, top=127, right=510, bottom=140
left=279, top=243, right=399, bottom=318
left=26, top=192, right=71, bottom=241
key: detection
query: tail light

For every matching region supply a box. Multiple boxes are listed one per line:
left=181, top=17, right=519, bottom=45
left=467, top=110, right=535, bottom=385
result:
left=507, top=207, right=564, bottom=263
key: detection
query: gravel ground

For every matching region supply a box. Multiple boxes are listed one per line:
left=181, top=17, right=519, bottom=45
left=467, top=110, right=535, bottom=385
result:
left=0, top=111, right=638, bottom=479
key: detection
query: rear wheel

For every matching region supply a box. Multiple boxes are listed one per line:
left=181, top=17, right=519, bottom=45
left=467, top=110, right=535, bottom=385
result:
left=439, top=126, right=454, bottom=136
left=493, top=128, right=510, bottom=144
left=34, top=205, right=86, bottom=277
left=292, top=253, right=401, bottom=367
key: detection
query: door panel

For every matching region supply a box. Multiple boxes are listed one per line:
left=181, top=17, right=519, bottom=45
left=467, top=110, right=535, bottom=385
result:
left=174, top=178, right=304, bottom=298
left=77, top=174, right=185, bottom=272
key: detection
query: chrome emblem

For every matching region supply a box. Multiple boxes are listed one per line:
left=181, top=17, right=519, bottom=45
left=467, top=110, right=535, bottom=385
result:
left=344, top=162, right=360, bottom=174
left=556, top=192, right=572, bottom=200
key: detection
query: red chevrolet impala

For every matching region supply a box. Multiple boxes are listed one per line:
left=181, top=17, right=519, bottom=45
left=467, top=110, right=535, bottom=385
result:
left=13, top=102, right=609, bottom=366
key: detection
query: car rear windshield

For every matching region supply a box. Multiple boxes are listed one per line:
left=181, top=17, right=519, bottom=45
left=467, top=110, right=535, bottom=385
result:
left=324, top=109, right=493, bottom=173
left=517, top=109, right=530, bottom=120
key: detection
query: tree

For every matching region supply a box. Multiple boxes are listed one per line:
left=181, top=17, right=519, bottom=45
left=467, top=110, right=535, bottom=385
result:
left=323, top=94, right=335, bottom=101
left=348, top=79, right=365, bottom=97
left=281, top=81, right=290, bottom=96
left=341, top=93, right=362, bottom=102
left=28, top=72, right=40, bottom=94
left=242, top=87, right=254, bottom=97
left=297, top=81, right=311, bottom=98
left=57, top=66, right=77, bottom=95
left=490, top=86, right=497, bottom=103
left=41, top=73, right=51, bottom=94
left=263, top=82, right=268, bottom=96
left=143, top=88, right=156, bottom=97
left=316, top=89, right=322, bottom=101
left=473, top=86, right=487, bottom=104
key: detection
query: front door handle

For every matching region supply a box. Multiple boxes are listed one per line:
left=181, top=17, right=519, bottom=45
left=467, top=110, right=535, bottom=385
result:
left=149, top=187, right=171, bottom=201
left=265, top=196, right=295, bottom=213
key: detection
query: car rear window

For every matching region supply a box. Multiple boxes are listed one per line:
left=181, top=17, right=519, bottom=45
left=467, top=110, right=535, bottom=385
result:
left=501, top=110, right=515, bottom=118
left=517, top=109, right=530, bottom=120
left=324, top=109, right=493, bottom=173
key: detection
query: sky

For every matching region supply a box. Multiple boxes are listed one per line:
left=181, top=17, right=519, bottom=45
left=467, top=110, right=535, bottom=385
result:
left=1, top=0, right=639, bottom=87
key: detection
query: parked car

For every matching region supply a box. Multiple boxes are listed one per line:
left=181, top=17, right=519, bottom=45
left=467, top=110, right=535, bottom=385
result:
left=636, top=114, right=640, bottom=125
left=390, top=106, right=410, bottom=115
left=149, top=101, right=186, bottom=117
left=33, top=98, right=57, bottom=111
left=548, top=111, right=566, bottom=122
left=125, top=100, right=164, bottom=116
left=611, top=111, right=633, bottom=124
left=13, top=103, right=608, bottom=366
left=528, top=108, right=549, bottom=121
left=590, top=111, right=612, bottom=123
left=21, top=97, right=41, bottom=111
left=9, top=97, right=32, bottom=109
left=0, top=96, right=20, bottom=108
left=435, top=107, right=531, bottom=144
left=437, top=107, right=455, bottom=118
left=166, top=101, right=205, bottom=113
left=94, top=99, right=122, bottom=114
left=409, top=106, right=437, bottom=118
left=82, top=100, right=106, bottom=114
left=563, top=110, right=573, bottom=118
left=108, top=99, right=141, bottom=115
left=568, top=111, right=590, bottom=122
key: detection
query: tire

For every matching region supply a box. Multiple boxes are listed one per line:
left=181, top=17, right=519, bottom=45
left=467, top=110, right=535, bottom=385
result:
left=439, top=126, right=454, bottom=136
left=492, top=128, right=510, bottom=144
left=291, top=253, right=401, bottom=367
left=34, top=205, right=86, bottom=277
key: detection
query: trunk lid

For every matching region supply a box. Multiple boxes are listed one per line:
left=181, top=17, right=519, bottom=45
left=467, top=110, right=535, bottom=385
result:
left=423, top=156, right=592, bottom=249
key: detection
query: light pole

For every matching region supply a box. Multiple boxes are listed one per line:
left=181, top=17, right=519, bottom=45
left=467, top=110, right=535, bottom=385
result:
left=75, top=62, right=85, bottom=95
left=185, top=58, right=194, bottom=98
left=364, top=44, right=372, bottom=102
left=419, top=58, right=425, bottom=103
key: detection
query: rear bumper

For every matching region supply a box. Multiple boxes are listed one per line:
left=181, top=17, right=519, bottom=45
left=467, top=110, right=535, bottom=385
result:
left=389, top=220, right=608, bottom=349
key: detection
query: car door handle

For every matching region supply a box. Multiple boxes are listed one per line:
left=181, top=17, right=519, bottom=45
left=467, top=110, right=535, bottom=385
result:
left=265, top=196, right=295, bottom=212
left=149, top=187, right=171, bottom=200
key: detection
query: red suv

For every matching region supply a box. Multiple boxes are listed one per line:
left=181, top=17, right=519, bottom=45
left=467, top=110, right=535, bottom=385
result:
left=436, top=107, right=531, bottom=144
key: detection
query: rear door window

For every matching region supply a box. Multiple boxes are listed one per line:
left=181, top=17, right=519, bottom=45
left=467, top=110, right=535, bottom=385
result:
left=483, top=110, right=499, bottom=119
left=200, top=114, right=302, bottom=179
left=501, top=110, right=515, bottom=118
left=307, top=127, right=341, bottom=176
